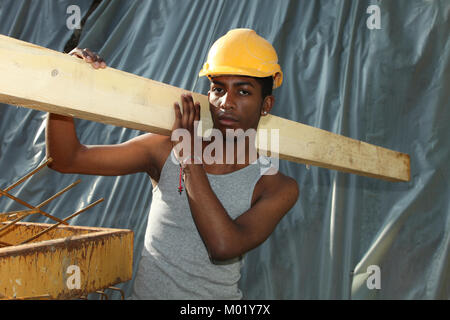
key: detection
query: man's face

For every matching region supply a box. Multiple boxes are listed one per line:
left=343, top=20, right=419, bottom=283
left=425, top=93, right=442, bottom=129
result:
left=208, top=75, right=269, bottom=135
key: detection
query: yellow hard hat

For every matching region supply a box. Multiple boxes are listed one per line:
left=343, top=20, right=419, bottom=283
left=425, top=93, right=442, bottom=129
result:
left=199, top=28, right=283, bottom=89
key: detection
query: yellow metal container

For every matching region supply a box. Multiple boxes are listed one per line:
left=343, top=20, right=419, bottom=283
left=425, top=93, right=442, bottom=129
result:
left=0, top=222, right=133, bottom=299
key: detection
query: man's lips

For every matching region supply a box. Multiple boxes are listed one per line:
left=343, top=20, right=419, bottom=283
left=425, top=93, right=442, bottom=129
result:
left=217, top=113, right=239, bottom=125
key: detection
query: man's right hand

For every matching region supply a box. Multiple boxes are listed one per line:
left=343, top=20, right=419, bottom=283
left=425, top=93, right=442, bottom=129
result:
left=68, top=48, right=107, bottom=69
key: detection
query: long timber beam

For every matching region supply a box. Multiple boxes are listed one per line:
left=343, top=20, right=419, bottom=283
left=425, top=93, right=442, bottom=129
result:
left=0, top=35, right=410, bottom=182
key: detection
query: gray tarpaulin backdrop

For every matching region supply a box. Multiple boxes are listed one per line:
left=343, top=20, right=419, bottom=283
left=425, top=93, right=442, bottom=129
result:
left=0, top=0, right=448, bottom=299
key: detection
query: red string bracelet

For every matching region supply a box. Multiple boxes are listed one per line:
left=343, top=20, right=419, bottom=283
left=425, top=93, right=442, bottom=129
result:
left=178, top=164, right=184, bottom=194
left=177, top=155, right=202, bottom=195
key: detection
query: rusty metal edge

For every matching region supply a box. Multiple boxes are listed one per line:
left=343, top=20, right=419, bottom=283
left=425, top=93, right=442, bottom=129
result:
left=0, top=221, right=134, bottom=299
left=0, top=221, right=133, bottom=258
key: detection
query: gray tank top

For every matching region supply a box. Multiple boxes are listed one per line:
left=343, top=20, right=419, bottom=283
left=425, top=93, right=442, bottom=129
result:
left=131, top=150, right=273, bottom=300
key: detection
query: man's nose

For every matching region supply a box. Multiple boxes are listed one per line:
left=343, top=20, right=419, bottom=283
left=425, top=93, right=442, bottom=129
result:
left=219, top=92, right=235, bottom=111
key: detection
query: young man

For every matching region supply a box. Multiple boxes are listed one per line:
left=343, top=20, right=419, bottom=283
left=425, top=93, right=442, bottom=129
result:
left=47, top=29, right=299, bottom=299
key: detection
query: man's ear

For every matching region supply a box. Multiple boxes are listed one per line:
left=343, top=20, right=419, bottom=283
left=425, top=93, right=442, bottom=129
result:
left=261, top=95, right=275, bottom=116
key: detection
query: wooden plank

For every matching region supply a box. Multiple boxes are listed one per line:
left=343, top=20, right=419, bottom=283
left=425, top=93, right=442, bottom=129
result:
left=0, top=35, right=410, bottom=182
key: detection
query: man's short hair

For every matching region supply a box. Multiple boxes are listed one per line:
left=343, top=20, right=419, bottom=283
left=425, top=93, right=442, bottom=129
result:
left=254, top=76, right=274, bottom=99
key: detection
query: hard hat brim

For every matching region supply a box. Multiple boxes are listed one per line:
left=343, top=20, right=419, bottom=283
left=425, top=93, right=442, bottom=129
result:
left=199, top=67, right=283, bottom=89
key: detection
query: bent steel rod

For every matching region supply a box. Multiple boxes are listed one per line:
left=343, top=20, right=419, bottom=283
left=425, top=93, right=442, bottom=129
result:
left=0, top=209, right=36, bottom=222
left=0, top=188, right=68, bottom=225
left=0, top=209, right=37, bottom=234
left=0, top=158, right=53, bottom=201
left=0, top=180, right=81, bottom=234
left=19, top=198, right=104, bottom=245
left=36, top=179, right=81, bottom=209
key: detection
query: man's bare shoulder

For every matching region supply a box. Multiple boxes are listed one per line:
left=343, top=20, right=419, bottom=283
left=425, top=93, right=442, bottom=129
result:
left=265, top=171, right=299, bottom=196
left=252, top=169, right=299, bottom=206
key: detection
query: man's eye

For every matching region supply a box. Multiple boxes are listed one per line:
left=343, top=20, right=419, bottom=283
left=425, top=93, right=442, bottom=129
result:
left=239, top=90, right=250, bottom=96
left=212, top=87, right=223, bottom=93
